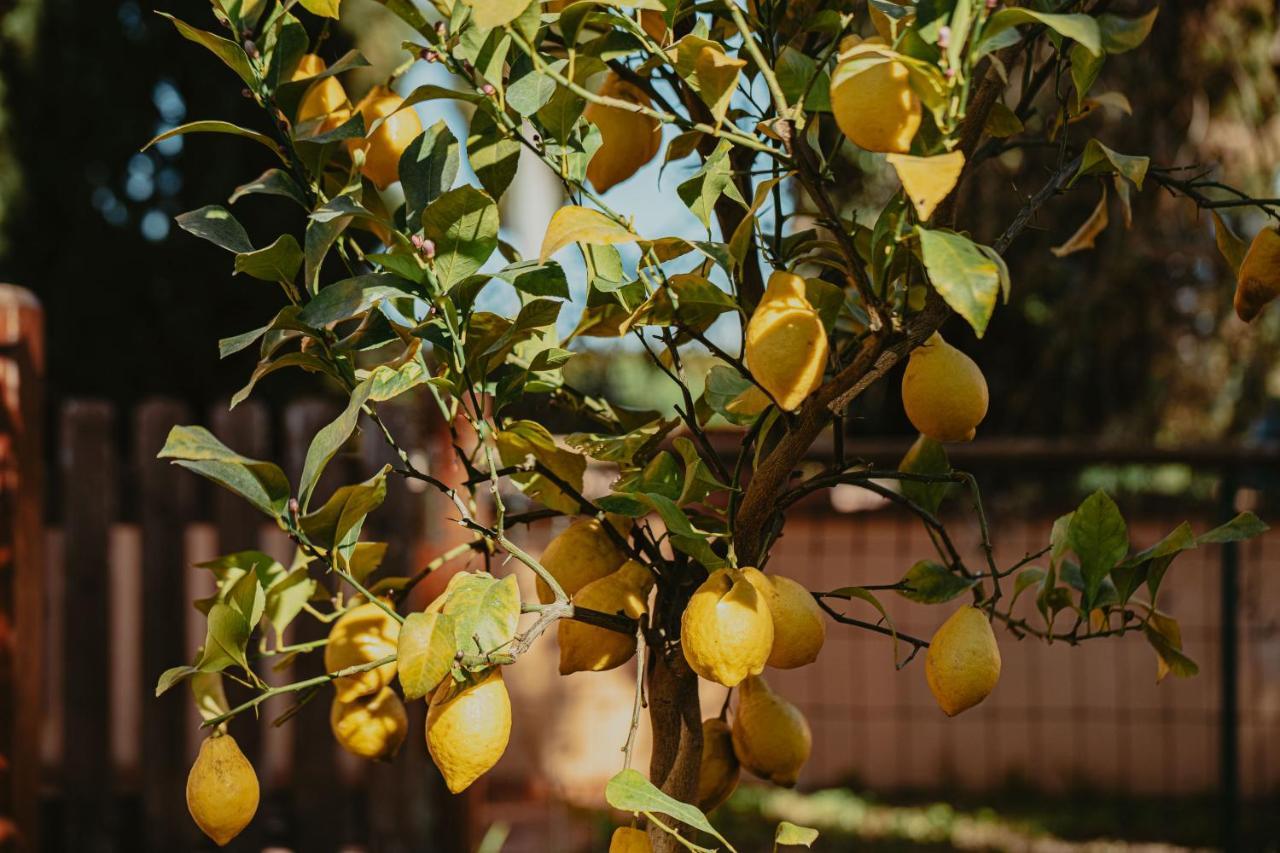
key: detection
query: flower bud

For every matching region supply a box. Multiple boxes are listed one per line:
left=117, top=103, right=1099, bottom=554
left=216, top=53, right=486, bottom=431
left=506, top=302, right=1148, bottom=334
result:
left=937, top=25, right=951, bottom=49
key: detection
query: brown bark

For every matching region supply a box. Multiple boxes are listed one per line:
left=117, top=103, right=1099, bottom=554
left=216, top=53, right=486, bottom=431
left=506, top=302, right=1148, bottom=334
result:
left=646, top=648, right=703, bottom=852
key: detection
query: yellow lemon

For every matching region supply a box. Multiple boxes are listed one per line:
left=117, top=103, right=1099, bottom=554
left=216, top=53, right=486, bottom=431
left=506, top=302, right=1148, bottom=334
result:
left=830, top=38, right=922, bottom=154
left=1234, top=226, right=1280, bottom=322
left=730, top=675, right=811, bottom=787
left=426, top=668, right=512, bottom=793
left=696, top=717, right=740, bottom=812
left=535, top=515, right=628, bottom=604
left=559, top=560, right=653, bottom=674
left=901, top=333, right=988, bottom=443
left=325, top=600, right=400, bottom=703
left=744, top=271, right=829, bottom=412
left=351, top=86, right=423, bottom=189
left=186, top=733, right=260, bottom=846
left=681, top=568, right=774, bottom=687
left=609, top=826, right=653, bottom=852
left=330, top=685, right=409, bottom=760
left=925, top=605, right=1001, bottom=716
left=740, top=568, right=826, bottom=669
left=293, top=54, right=350, bottom=124
left=584, top=73, right=662, bottom=192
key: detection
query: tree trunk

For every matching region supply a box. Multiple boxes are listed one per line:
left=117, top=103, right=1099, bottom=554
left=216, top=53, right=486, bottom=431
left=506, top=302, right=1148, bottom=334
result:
left=646, top=648, right=703, bottom=853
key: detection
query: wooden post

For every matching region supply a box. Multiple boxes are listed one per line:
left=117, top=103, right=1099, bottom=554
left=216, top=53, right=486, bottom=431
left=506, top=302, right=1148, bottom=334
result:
left=0, top=286, right=44, bottom=852
left=59, top=400, right=116, bottom=848
left=136, top=399, right=196, bottom=851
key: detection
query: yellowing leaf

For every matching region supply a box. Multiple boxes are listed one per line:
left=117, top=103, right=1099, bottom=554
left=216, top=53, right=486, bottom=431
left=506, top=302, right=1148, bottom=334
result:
left=465, top=0, right=529, bottom=30
left=1051, top=187, right=1109, bottom=257
left=983, top=101, right=1024, bottom=138
left=1210, top=211, right=1248, bottom=275
left=671, top=37, right=747, bottom=126
left=299, top=0, right=342, bottom=17
left=886, top=151, right=966, bottom=222
left=539, top=206, right=638, bottom=263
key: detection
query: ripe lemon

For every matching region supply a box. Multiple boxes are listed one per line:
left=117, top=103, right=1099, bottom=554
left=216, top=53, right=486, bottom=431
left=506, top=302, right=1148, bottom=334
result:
left=186, top=732, right=259, bottom=847
left=325, top=600, right=400, bottom=703
left=744, top=271, right=829, bottom=412
left=559, top=560, right=653, bottom=674
left=350, top=86, right=423, bottom=189
left=330, top=685, right=409, bottom=760
left=584, top=73, right=662, bottom=192
left=1234, top=226, right=1280, bottom=322
left=830, top=37, right=922, bottom=154
left=730, top=675, right=811, bottom=787
left=426, top=668, right=512, bottom=793
left=901, top=333, right=988, bottom=443
left=609, top=826, right=653, bottom=852
left=925, top=605, right=1001, bottom=716
left=696, top=717, right=740, bottom=812
left=740, top=568, right=826, bottom=669
left=681, top=568, right=774, bottom=687
left=293, top=54, right=350, bottom=126
left=535, top=516, right=628, bottom=604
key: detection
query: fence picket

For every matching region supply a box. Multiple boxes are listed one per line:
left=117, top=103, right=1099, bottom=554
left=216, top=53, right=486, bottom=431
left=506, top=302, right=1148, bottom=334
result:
left=59, top=401, right=117, bottom=850
left=136, top=399, right=197, bottom=852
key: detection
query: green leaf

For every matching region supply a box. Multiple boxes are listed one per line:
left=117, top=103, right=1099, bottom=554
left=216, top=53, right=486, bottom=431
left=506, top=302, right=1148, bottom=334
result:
left=466, top=0, right=532, bottom=35
left=401, top=121, right=460, bottom=225
left=159, top=425, right=290, bottom=517
left=197, top=601, right=252, bottom=673
left=176, top=205, right=253, bottom=254
left=897, top=560, right=978, bottom=604
left=398, top=611, right=458, bottom=699
left=144, top=120, right=285, bottom=162
left=634, top=492, right=726, bottom=571
left=158, top=13, right=259, bottom=87
left=304, top=213, right=351, bottom=291
left=298, top=273, right=418, bottom=326
left=423, top=186, right=500, bottom=287
left=263, top=567, right=317, bottom=642
left=983, top=9, right=1102, bottom=56
left=1145, top=613, right=1198, bottom=681
left=495, top=419, right=587, bottom=514
left=1010, top=568, right=1046, bottom=608
left=229, top=168, right=309, bottom=207
left=677, top=140, right=745, bottom=230
left=156, top=665, right=199, bottom=697
left=898, top=435, right=954, bottom=515
left=915, top=227, right=1001, bottom=337
left=469, top=109, right=522, bottom=200
left=775, top=47, right=829, bottom=111
left=1098, top=8, right=1158, bottom=54
left=1073, top=139, right=1149, bottom=189
left=775, top=821, right=820, bottom=847
left=191, top=671, right=231, bottom=723
left=1196, top=511, right=1268, bottom=545
left=507, top=63, right=559, bottom=116
left=439, top=573, right=521, bottom=659
left=1066, top=490, right=1128, bottom=608
left=605, top=769, right=735, bottom=851
left=493, top=260, right=570, bottom=299
left=299, top=466, right=390, bottom=551
left=235, top=234, right=303, bottom=283
left=1069, top=43, right=1104, bottom=111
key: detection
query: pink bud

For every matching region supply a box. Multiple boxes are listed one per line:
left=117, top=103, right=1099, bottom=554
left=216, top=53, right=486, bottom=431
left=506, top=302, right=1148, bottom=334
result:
left=481, top=83, right=496, bottom=96
left=937, top=25, right=951, bottom=49
left=421, top=239, right=436, bottom=259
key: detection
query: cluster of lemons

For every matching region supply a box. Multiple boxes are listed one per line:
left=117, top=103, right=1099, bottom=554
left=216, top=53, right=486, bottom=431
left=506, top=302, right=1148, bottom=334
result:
left=292, top=54, right=423, bottom=190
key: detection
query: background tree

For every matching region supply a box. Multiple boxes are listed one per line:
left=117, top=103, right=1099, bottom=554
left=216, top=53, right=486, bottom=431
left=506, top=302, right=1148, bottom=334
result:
left=139, top=1, right=1275, bottom=850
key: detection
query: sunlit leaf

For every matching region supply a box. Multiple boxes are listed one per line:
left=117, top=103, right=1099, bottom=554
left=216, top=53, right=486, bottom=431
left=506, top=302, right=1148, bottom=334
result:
left=539, top=205, right=638, bottom=263
left=887, top=151, right=965, bottom=222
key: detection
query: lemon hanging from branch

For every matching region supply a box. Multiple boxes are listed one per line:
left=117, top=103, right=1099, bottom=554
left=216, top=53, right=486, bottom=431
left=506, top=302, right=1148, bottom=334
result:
left=743, top=271, right=829, bottom=412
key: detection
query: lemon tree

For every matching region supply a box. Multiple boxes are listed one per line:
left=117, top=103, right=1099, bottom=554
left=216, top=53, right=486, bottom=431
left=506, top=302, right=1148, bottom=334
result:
left=151, top=1, right=1273, bottom=849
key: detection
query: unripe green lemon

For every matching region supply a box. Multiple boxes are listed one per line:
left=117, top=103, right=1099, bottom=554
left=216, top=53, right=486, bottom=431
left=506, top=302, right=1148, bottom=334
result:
left=925, top=605, right=1001, bottom=716
left=901, top=333, right=988, bottom=443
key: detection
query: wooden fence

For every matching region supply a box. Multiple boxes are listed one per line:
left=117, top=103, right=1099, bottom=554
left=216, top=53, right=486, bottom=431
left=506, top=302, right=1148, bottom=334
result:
left=3, top=286, right=1279, bottom=852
